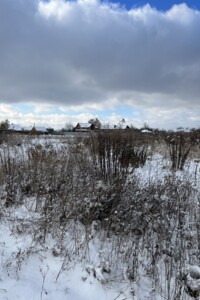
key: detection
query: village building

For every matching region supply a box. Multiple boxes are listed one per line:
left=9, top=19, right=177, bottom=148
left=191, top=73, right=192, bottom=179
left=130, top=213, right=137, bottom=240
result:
left=74, top=123, right=96, bottom=132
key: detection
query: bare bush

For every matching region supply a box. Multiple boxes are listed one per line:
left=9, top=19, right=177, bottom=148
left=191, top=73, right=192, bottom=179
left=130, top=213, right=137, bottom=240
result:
left=0, top=133, right=200, bottom=299
left=88, top=130, right=150, bottom=182
left=164, top=131, right=197, bottom=170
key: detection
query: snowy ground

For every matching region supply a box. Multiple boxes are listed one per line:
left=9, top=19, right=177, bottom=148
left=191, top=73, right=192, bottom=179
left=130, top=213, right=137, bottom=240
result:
left=0, top=212, right=132, bottom=300
left=0, top=135, right=200, bottom=299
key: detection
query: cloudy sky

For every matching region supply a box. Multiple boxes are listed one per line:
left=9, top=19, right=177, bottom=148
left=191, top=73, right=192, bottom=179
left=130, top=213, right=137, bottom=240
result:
left=0, top=0, right=200, bottom=129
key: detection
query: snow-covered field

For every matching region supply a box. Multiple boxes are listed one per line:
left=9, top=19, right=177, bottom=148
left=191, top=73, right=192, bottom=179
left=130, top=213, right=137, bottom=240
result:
left=0, top=133, right=200, bottom=299
left=0, top=218, right=132, bottom=300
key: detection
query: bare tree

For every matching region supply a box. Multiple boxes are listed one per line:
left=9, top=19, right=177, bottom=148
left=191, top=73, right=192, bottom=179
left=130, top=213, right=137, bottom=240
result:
left=88, top=118, right=102, bottom=129
left=64, top=123, right=73, bottom=131
left=0, top=119, right=10, bottom=130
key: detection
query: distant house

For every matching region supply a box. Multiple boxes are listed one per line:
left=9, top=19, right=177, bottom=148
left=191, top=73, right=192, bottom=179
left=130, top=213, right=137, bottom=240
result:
left=8, top=124, right=23, bottom=132
left=30, top=126, right=48, bottom=134
left=74, top=123, right=96, bottom=132
left=7, top=124, right=48, bottom=135
left=141, top=128, right=153, bottom=133
left=110, top=124, right=130, bottom=130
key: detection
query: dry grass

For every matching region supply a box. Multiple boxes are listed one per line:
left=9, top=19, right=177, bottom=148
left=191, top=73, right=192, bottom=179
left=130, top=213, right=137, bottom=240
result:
left=0, top=131, right=199, bottom=298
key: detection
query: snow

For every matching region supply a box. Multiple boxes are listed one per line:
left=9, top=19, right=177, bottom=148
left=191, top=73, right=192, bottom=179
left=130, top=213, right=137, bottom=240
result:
left=23, top=126, right=33, bottom=131
left=189, top=266, right=200, bottom=279
left=9, top=124, right=23, bottom=131
left=141, top=129, right=152, bottom=133
left=8, top=125, right=47, bottom=132
left=0, top=219, right=131, bottom=300
left=78, top=123, right=92, bottom=128
left=34, top=126, right=47, bottom=132
left=0, top=135, right=200, bottom=299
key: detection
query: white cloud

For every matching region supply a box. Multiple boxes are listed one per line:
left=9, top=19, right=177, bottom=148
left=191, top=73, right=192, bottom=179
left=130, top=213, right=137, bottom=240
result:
left=58, top=98, right=119, bottom=112
left=0, top=0, right=200, bottom=128
left=0, top=104, right=16, bottom=116
left=0, top=111, right=98, bottom=129
left=38, top=0, right=72, bottom=19
left=34, top=104, right=55, bottom=113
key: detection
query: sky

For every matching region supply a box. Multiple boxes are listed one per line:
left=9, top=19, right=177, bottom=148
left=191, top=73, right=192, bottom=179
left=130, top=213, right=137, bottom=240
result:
left=0, top=0, right=200, bottom=129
